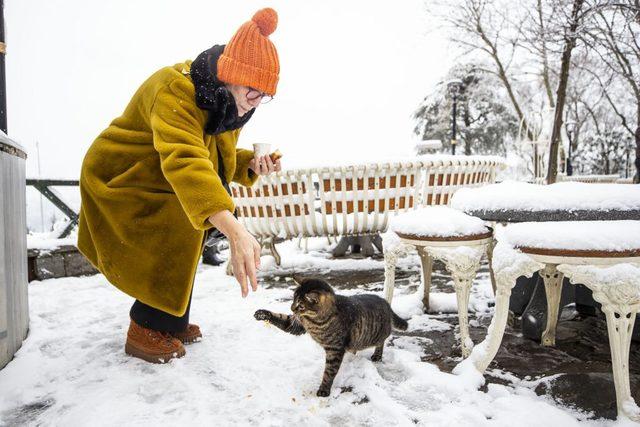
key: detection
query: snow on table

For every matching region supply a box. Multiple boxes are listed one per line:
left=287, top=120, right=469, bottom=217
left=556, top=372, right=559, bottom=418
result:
left=0, top=263, right=594, bottom=425
left=389, top=206, right=489, bottom=237
left=451, top=180, right=640, bottom=213
left=500, top=221, right=640, bottom=252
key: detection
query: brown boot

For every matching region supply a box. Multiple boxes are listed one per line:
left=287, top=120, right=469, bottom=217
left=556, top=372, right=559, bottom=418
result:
left=125, top=320, right=186, bottom=363
left=170, top=324, right=202, bottom=344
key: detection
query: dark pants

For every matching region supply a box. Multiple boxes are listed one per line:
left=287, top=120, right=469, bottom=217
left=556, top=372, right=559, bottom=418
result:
left=129, top=291, right=192, bottom=333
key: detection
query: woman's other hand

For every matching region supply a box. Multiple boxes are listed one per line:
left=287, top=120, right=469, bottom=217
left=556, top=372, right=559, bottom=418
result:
left=249, top=154, right=281, bottom=175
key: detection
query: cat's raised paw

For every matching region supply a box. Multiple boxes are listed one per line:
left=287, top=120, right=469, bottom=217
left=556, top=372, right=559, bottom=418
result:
left=316, top=388, right=330, bottom=397
left=254, top=309, right=272, bottom=321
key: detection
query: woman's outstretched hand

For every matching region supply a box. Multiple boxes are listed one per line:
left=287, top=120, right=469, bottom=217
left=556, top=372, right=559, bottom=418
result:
left=249, top=154, right=281, bottom=175
left=228, top=230, right=261, bottom=297
left=208, top=210, right=261, bottom=298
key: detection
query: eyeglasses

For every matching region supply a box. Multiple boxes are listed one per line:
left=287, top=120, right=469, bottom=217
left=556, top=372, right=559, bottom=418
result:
left=246, top=88, right=274, bottom=104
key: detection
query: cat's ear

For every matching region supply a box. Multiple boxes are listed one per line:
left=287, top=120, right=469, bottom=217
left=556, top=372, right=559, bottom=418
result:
left=291, top=276, right=303, bottom=287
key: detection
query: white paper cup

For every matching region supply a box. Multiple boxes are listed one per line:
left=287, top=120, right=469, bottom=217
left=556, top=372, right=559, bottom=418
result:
left=253, top=143, right=271, bottom=157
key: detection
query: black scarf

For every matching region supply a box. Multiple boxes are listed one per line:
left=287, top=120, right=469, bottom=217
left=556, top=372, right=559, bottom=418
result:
left=190, top=45, right=255, bottom=135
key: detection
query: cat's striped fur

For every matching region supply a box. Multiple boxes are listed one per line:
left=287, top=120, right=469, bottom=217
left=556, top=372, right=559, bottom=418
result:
left=254, top=278, right=408, bottom=397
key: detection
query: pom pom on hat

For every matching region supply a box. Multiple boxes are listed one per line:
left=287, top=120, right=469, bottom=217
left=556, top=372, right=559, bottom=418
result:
left=252, top=8, right=278, bottom=36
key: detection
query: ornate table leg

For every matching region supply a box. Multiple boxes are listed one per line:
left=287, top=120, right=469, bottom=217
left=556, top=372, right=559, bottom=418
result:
left=559, top=265, right=640, bottom=422
left=469, top=254, right=542, bottom=372
left=428, top=246, right=484, bottom=358
left=486, top=237, right=497, bottom=295
left=383, top=243, right=413, bottom=305
left=417, top=247, right=433, bottom=312
left=540, top=264, right=564, bottom=346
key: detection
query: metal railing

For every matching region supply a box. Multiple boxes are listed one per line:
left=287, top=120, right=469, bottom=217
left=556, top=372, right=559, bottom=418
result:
left=27, top=179, right=79, bottom=238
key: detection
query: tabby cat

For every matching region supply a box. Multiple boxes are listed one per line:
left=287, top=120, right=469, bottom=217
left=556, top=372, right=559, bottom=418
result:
left=254, top=278, right=408, bottom=397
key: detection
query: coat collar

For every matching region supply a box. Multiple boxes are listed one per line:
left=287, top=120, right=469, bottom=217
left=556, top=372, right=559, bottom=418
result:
left=190, top=45, right=255, bottom=135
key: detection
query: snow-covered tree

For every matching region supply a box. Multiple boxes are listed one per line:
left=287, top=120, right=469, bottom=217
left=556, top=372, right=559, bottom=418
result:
left=413, top=63, right=518, bottom=156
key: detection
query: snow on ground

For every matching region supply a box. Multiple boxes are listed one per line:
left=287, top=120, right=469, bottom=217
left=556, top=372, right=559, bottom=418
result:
left=258, top=238, right=390, bottom=274
left=1, top=247, right=627, bottom=426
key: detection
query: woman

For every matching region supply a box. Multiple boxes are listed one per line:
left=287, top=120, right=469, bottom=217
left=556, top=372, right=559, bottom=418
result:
left=78, top=8, right=281, bottom=363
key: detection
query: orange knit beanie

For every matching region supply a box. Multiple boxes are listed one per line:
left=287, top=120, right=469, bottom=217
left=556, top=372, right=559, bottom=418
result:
left=217, top=8, right=280, bottom=96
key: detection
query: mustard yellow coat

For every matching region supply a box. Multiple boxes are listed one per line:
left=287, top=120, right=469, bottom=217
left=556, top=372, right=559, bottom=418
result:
left=78, top=61, right=257, bottom=316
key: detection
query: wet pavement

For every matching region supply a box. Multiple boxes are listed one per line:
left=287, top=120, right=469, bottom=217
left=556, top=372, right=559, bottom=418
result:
left=261, top=255, right=640, bottom=421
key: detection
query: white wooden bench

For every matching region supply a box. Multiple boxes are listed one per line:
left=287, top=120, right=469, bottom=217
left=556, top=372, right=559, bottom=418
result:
left=230, top=156, right=504, bottom=263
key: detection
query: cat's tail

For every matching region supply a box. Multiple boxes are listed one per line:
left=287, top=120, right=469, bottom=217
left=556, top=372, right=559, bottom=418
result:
left=391, top=310, right=408, bottom=331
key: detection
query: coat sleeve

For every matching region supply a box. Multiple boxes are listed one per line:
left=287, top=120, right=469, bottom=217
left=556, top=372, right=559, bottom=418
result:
left=150, top=82, right=235, bottom=230
left=233, top=147, right=259, bottom=187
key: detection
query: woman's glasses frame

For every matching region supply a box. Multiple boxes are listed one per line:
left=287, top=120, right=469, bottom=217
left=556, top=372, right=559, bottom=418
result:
left=246, top=87, right=273, bottom=104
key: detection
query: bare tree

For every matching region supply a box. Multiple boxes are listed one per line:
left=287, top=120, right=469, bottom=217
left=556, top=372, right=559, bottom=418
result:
left=432, top=0, right=567, bottom=179
left=545, top=0, right=584, bottom=183
left=434, top=0, right=539, bottom=142
left=535, top=0, right=640, bottom=182
left=432, top=0, right=639, bottom=181
left=430, top=0, right=640, bottom=183
left=581, top=7, right=640, bottom=182
left=567, top=71, right=632, bottom=176
left=517, top=0, right=564, bottom=109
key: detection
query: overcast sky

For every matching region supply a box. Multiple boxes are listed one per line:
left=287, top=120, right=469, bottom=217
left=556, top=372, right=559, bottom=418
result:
left=6, top=0, right=455, bottom=179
